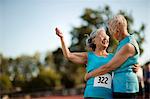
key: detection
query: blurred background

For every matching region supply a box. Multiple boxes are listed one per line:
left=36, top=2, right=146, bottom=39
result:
left=0, top=0, right=150, bottom=99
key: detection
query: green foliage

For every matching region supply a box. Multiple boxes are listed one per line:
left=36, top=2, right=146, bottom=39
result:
left=0, top=74, right=12, bottom=91
left=60, top=72, right=75, bottom=88
left=22, top=67, right=61, bottom=92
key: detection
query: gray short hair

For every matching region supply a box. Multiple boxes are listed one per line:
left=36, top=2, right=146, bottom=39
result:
left=86, top=27, right=105, bottom=51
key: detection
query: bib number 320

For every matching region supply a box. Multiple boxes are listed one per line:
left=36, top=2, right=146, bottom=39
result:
left=93, top=73, right=112, bottom=89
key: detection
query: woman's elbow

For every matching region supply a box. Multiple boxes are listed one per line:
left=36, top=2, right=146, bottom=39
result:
left=103, top=65, right=114, bottom=72
left=64, top=54, right=72, bottom=60
left=64, top=55, right=69, bottom=60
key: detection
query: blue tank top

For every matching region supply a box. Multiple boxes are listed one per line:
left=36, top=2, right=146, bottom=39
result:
left=113, top=35, right=140, bottom=93
left=84, top=52, right=113, bottom=99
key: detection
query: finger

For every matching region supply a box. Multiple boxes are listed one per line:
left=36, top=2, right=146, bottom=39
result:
left=84, top=74, right=87, bottom=81
left=134, top=64, right=140, bottom=67
left=132, top=67, right=138, bottom=69
left=132, top=68, right=138, bottom=72
left=133, top=64, right=138, bottom=67
left=56, top=27, right=60, bottom=32
left=56, top=27, right=60, bottom=33
left=84, top=75, right=86, bottom=81
left=55, top=27, right=57, bottom=31
left=132, top=67, right=137, bottom=70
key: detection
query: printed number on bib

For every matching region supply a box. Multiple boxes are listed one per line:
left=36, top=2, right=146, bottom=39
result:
left=93, top=73, right=112, bottom=89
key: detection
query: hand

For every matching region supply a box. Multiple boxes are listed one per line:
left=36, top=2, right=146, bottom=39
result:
left=132, top=64, right=140, bottom=73
left=55, top=27, right=63, bottom=38
left=84, top=73, right=91, bottom=81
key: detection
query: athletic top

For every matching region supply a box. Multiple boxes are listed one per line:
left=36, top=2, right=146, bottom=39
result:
left=84, top=52, right=113, bottom=99
left=113, top=35, right=140, bottom=93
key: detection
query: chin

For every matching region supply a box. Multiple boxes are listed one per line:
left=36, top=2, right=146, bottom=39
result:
left=115, top=36, right=120, bottom=41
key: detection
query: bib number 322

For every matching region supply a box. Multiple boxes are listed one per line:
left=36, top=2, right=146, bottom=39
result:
left=93, top=73, right=112, bottom=89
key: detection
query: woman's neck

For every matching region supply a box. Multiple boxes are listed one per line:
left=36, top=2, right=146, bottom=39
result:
left=94, top=48, right=108, bottom=56
left=119, top=29, right=129, bottom=41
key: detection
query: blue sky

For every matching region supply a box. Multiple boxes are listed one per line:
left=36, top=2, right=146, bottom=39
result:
left=0, top=0, right=150, bottom=64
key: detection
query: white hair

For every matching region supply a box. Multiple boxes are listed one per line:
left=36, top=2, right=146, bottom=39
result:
left=86, top=27, right=105, bottom=51
left=108, top=14, right=127, bottom=34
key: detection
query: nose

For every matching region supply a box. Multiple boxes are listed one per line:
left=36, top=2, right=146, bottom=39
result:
left=103, top=37, right=109, bottom=43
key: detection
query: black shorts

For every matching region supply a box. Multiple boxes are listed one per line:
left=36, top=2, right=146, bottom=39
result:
left=113, top=92, right=137, bottom=99
left=84, top=98, right=104, bottom=99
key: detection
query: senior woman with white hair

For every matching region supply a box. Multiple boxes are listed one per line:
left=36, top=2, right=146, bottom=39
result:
left=55, top=27, right=113, bottom=99
left=85, top=15, right=140, bottom=99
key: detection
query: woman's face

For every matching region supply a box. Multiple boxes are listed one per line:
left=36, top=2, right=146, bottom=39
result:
left=94, top=29, right=109, bottom=49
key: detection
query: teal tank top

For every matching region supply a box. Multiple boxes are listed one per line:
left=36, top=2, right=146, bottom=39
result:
left=113, top=35, right=140, bottom=93
left=84, top=52, right=113, bottom=99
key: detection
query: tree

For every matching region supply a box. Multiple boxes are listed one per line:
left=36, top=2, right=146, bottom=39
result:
left=0, top=55, right=13, bottom=92
left=22, top=67, right=61, bottom=92
left=0, top=74, right=12, bottom=92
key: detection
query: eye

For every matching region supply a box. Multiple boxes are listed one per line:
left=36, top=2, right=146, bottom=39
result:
left=88, top=38, right=92, bottom=43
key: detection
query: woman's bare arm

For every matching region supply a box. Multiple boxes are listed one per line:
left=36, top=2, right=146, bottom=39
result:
left=55, top=27, right=87, bottom=64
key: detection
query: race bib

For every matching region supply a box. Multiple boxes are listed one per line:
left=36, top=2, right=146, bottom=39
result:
left=93, top=73, right=112, bottom=89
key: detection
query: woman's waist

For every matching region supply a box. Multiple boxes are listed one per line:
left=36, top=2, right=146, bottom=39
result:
left=114, top=69, right=136, bottom=75
left=114, top=67, right=133, bottom=73
left=85, top=85, right=112, bottom=92
left=113, top=72, right=138, bottom=82
left=84, top=86, right=112, bottom=99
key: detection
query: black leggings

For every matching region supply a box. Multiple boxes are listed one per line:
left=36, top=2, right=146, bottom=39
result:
left=113, top=92, right=137, bottom=99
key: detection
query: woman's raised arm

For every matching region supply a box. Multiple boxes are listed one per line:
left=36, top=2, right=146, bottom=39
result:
left=55, top=27, right=87, bottom=64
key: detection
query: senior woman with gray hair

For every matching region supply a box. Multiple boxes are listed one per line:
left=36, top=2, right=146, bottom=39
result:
left=85, top=14, right=140, bottom=99
left=55, top=27, right=113, bottom=99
